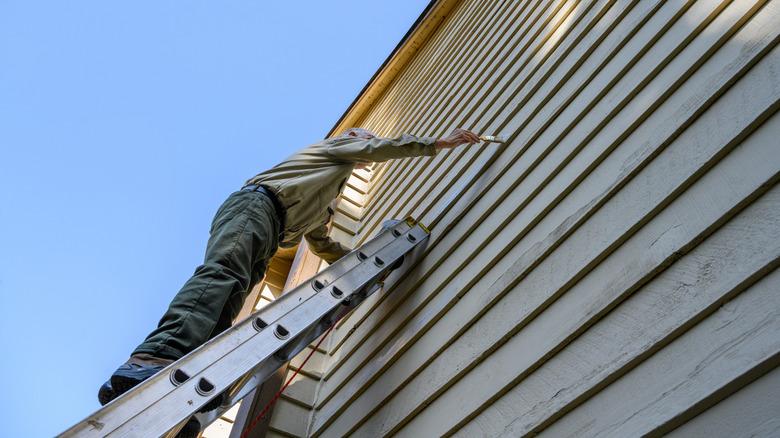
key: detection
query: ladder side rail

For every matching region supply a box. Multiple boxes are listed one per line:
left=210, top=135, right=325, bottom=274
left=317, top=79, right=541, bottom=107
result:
left=60, top=223, right=427, bottom=438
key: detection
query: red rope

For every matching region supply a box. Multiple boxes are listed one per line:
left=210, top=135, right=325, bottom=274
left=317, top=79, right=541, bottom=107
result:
left=240, top=321, right=338, bottom=438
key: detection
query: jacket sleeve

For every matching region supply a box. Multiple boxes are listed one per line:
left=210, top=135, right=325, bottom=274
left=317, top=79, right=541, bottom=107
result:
left=304, top=222, right=350, bottom=264
left=326, top=134, right=438, bottom=162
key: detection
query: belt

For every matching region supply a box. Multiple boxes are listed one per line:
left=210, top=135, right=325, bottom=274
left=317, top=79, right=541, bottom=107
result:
left=241, top=184, right=286, bottom=234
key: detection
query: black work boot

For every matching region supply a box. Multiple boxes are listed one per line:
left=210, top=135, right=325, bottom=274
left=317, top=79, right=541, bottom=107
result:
left=98, top=354, right=175, bottom=405
left=97, top=380, right=116, bottom=406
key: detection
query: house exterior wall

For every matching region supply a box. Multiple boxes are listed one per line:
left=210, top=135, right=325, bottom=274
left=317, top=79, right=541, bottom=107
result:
left=269, top=0, right=780, bottom=436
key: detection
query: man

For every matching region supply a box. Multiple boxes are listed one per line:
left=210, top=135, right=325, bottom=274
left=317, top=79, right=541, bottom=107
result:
left=98, top=127, right=481, bottom=406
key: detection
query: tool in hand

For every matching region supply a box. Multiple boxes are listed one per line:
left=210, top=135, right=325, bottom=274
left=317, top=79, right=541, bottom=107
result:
left=479, top=134, right=506, bottom=143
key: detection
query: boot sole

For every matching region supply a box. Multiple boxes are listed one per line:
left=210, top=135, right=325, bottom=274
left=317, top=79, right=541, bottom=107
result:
left=98, top=383, right=116, bottom=406
left=110, top=374, right=146, bottom=398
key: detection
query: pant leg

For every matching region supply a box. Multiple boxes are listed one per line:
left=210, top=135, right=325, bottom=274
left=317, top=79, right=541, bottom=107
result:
left=133, top=190, right=280, bottom=360
left=209, top=257, right=269, bottom=340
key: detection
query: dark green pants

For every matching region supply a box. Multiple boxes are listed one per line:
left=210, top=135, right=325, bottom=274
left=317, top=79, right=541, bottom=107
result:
left=134, top=190, right=281, bottom=360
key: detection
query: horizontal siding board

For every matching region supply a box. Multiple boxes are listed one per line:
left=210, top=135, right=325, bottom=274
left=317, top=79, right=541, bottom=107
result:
left=665, top=366, right=780, bottom=438
left=357, top=0, right=542, bottom=221
left=317, top=0, right=751, bottom=408
left=344, top=178, right=367, bottom=195
left=351, top=167, right=371, bottom=183
left=288, top=347, right=327, bottom=379
left=537, top=267, right=780, bottom=438
left=357, top=0, right=469, bottom=138
left=267, top=398, right=309, bottom=438
left=335, top=202, right=361, bottom=222
left=339, top=186, right=364, bottom=207
left=328, top=227, right=353, bottom=248
left=418, top=0, right=693, bottom=229
left=279, top=372, right=318, bottom=409
left=331, top=214, right=357, bottom=235
left=453, top=185, right=780, bottom=437
left=371, top=0, right=516, bottom=139
left=337, top=41, right=780, bottom=437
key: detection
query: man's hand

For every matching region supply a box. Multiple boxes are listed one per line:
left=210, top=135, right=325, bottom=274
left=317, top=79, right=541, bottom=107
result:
left=435, top=128, right=481, bottom=150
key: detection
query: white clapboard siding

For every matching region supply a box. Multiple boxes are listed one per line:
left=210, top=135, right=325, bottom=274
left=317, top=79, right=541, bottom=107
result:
left=536, top=266, right=780, bottom=438
left=262, top=0, right=780, bottom=436
left=340, top=49, right=780, bottom=438
left=326, top=3, right=672, bottom=360
left=325, top=0, right=608, bottom=369
left=318, top=30, right=780, bottom=437
left=318, top=0, right=762, bottom=411
left=453, top=185, right=780, bottom=437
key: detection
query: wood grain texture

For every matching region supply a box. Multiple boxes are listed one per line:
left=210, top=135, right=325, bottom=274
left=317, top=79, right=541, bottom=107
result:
left=537, top=267, right=780, bottom=438
left=664, top=366, right=780, bottom=438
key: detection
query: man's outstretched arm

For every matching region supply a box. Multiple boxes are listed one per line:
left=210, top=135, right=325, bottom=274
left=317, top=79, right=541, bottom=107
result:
left=327, top=128, right=480, bottom=162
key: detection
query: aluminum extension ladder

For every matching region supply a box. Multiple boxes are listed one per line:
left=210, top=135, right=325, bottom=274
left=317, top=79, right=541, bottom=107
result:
left=60, top=218, right=429, bottom=438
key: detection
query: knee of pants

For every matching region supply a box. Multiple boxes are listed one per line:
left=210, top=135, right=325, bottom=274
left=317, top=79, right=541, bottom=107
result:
left=192, top=262, right=252, bottom=292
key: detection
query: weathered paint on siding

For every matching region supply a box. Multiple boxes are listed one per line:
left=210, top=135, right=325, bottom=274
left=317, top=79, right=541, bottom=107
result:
left=268, top=0, right=780, bottom=436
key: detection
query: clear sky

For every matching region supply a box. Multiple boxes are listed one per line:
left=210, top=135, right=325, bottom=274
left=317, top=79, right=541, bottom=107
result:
left=0, top=1, right=428, bottom=435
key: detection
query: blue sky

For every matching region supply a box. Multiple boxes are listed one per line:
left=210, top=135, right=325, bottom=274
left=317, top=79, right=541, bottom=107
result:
left=0, top=1, right=428, bottom=435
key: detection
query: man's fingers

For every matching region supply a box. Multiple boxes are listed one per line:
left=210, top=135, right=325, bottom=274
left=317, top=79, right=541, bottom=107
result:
left=463, top=131, right=478, bottom=142
left=446, top=129, right=480, bottom=146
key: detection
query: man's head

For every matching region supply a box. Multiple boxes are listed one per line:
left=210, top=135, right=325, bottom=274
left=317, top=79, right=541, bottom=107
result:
left=341, top=127, right=376, bottom=139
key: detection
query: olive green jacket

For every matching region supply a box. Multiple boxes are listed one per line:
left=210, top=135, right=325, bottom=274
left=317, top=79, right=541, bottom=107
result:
left=245, top=134, right=437, bottom=263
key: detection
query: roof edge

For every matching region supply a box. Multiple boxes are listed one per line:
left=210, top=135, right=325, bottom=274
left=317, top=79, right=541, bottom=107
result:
left=327, top=0, right=462, bottom=137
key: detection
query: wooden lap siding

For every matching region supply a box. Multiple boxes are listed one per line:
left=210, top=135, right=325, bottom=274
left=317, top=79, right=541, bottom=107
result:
left=266, top=0, right=780, bottom=436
